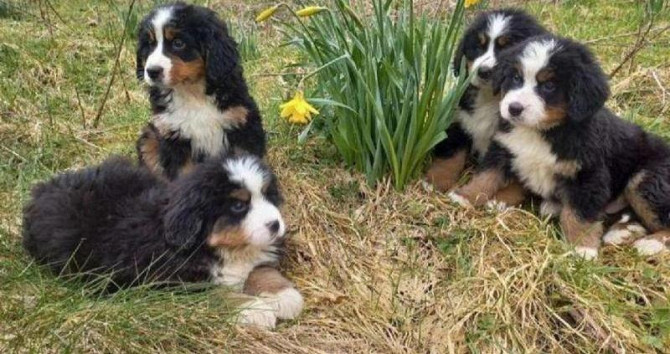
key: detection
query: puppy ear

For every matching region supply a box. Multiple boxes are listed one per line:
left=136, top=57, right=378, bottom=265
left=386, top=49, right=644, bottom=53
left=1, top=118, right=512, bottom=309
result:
left=492, top=57, right=512, bottom=96
left=201, top=13, right=241, bottom=91
left=452, top=37, right=466, bottom=77
left=567, top=45, right=610, bottom=122
left=135, top=45, right=145, bottom=81
left=163, top=187, right=206, bottom=248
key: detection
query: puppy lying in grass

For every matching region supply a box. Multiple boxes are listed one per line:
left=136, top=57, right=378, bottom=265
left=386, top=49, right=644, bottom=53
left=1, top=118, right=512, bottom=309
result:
left=23, top=154, right=302, bottom=329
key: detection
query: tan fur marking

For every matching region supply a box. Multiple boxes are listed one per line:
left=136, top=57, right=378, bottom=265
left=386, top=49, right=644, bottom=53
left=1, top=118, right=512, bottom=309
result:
left=164, top=27, right=178, bottom=41
left=138, top=125, right=164, bottom=177
left=179, top=158, right=195, bottom=177
left=560, top=206, right=603, bottom=249
left=542, top=105, right=567, bottom=128
left=626, top=172, right=663, bottom=231
left=456, top=169, right=506, bottom=206
left=492, top=180, right=527, bottom=206
left=231, top=188, right=251, bottom=202
left=169, top=56, right=205, bottom=84
left=243, top=266, right=293, bottom=296
left=223, top=106, right=249, bottom=127
left=425, top=150, right=468, bottom=192
left=209, top=226, right=248, bottom=248
left=554, top=160, right=580, bottom=178
left=536, top=69, right=555, bottom=83
left=496, top=35, right=509, bottom=47
left=466, top=60, right=474, bottom=72
left=478, top=33, right=487, bottom=46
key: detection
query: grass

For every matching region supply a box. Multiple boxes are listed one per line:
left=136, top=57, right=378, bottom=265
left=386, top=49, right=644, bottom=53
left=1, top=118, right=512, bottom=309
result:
left=0, top=0, right=669, bottom=352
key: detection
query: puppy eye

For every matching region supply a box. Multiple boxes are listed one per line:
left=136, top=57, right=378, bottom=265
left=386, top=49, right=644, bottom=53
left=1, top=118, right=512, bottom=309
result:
left=512, top=72, right=523, bottom=85
left=172, top=39, right=185, bottom=50
left=230, top=201, right=248, bottom=214
left=541, top=81, right=556, bottom=93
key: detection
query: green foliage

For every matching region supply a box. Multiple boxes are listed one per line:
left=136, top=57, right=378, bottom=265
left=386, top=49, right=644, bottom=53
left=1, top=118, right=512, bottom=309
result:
left=281, top=0, right=470, bottom=190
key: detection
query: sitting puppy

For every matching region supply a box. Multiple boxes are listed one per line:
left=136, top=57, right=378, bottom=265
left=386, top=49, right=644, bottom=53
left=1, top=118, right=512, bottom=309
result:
left=23, top=155, right=302, bottom=328
left=426, top=8, right=546, bottom=207
left=450, top=35, right=670, bottom=258
left=135, top=3, right=266, bottom=180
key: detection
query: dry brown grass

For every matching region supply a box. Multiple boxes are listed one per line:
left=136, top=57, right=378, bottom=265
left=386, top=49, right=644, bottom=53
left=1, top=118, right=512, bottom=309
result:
left=1, top=0, right=669, bottom=352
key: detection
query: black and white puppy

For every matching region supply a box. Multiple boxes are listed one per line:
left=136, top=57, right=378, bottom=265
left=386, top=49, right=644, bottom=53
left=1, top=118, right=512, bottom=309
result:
left=426, top=8, right=547, bottom=203
left=450, top=35, right=670, bottom=258
left=23, top=155, right=302, bottom=328
left=135, top=2, right=266, bottom=180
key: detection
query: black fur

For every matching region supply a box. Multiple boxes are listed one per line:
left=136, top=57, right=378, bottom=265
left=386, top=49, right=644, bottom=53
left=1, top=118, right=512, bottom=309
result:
left=135, top=3, right=266, bottom=180
left=23, top=155, right=283, bottom=290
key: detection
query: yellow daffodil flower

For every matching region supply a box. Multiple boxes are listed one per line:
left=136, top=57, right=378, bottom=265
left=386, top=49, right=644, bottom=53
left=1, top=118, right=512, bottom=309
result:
left=280, top=91, right=319, bottom=125
left=465, top=0, right=481, bottom=8
left=256, top=4, right=280, bottom=23
left=296, top=6, right=328, bottom=17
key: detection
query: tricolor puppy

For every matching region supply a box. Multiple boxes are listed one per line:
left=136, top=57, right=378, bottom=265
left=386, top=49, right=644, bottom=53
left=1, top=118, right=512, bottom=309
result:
left=451, top=35, right=670, bottom=258
left=135, top=3, right=266, bottom=180
left=426, top=8, right=546, bottom=205
left=23, top=155, right=302, bottom=329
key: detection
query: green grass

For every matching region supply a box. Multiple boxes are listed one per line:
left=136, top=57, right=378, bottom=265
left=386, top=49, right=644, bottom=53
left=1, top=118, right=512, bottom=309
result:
left=1, top=0, right=669, bottom=352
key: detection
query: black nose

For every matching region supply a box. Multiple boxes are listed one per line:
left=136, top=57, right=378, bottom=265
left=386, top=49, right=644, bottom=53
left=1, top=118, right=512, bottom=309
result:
left=267, top=220, right=280, bottom=234
left=146, top=67, right=163, bottom=80
left=477, top=67, right=492, bottom=80
left=508, top=102, right=524, bottom=117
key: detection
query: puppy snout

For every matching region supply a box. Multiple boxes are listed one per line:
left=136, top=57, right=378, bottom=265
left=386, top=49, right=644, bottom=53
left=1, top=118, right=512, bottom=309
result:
left=146, top=66, right=164, bottom=81
left=508, top=102, right=524, bottom=117
left=267, top=220, right=281, bottom=235
left=477, top=67, right=492, bottom=81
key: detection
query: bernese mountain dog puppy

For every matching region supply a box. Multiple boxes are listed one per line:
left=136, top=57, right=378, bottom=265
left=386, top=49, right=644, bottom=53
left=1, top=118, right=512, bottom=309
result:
left=449, top=35, right=670, bottom=258
left=135, top=3, right=266, bottom=180
left=425, top=8, right=547, bottom=205
left=23, top=155, right=302, bottom=328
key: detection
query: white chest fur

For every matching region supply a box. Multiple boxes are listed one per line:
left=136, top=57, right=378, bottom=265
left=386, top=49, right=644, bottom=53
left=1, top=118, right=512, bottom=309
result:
left=495, top=126, right=579, bottom=199
left=155, top=86, right=234, bottom=157
left=458, top=89, right=500, bottom=158
left=209, top=247, right=279, bottom=290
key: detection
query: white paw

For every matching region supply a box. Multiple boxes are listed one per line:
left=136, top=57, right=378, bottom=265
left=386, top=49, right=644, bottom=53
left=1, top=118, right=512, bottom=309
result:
left=574, top=246, right=598, bottom=260
left=485, top=200, right=508, bottom=212
left=237, top=298, right=277, bottom=329
left=448, top=191, right=472, bottom=208
left=272, top=287, right=304, bottom=320
left=421, top=180, right=434, bottom=192
left=603, top=229, right=634, bottom=245
left=540, top=200, right=561, bottom=219
left=633, top=238, right=666, bottom=256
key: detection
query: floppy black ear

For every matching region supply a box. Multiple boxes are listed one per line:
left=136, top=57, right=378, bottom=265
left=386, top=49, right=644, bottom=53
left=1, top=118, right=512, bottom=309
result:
left=135, top=43, right=145, bottom=81
left=163, top=186, right=206, bottom=248
left=452, top=37, right=466, bottom=77
left=199, top=11, right=241, bottom=91
left=567, top=45, right=610, bottom=122
left=492, top=57, right=512, bottom=96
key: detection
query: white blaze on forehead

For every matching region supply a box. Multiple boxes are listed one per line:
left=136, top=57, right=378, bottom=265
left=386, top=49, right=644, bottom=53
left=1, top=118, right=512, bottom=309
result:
left=471, top=13, right=510, bottom=86
left=224, top=157, right=285, bottom=246
left=144, top=7, right=174, bottom=85
left=500, top=39, right=559, bottom=126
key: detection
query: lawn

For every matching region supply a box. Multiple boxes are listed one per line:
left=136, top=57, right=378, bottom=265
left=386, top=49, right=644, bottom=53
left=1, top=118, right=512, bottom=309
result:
left=1, top=0, right=669, bottom=352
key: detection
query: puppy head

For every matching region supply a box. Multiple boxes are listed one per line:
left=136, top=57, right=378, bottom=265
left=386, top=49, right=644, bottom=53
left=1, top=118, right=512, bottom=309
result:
left=494, top=35, right=609, bottom=130
left=453, top=8, right=546, bottom=88
left=163, top=155, right=285, bottom=250
left=136, top=3, right=240, bottom=89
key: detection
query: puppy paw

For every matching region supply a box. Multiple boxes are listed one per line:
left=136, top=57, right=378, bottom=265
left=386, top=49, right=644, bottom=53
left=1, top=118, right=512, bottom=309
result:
left=273, top=287, right=304, bottom=320
left=237, top=298, right=277, bottom=329
left=448, top=191, right=472, bottom=208
left=573, top=246, right=598, bottom=260
left=633, top=238, right=667, bottom=256
left=540, top=200, right=561, bottom=219
left=485, top=200, right=509, bottom=212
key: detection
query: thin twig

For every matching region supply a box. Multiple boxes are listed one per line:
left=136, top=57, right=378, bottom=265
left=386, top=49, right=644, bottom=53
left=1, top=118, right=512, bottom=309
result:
left=651, top=70, right=667, bottom=107
left=584, top=25, right=670, bottom=44
left=609, top=20, right=654, bottom=78
left=74, top=86, right=87, bottom=128
left=92, top=0, right=136, bottom=128
left=44, top=0, right=66, bottom=25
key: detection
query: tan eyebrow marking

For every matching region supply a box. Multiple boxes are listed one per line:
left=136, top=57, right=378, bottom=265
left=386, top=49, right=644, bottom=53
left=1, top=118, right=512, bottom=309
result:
left=164, top=27, right=179, bottom=41
left=537, top=69, right=555, bottom=83
left=230, top=188, right=251, bottom=202
left=478, top=32, right=488, bottom=46
left=497, top=35, right=510, bottom=47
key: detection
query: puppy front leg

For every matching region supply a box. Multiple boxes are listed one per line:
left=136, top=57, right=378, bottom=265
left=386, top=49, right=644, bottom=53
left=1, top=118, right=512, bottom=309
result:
left=236, top=266, right=303, bottom=328
left=560, top=169, right=611, bottom=259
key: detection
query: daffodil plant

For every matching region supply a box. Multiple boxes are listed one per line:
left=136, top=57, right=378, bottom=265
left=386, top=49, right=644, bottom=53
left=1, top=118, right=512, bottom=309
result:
left=261, top=0, right=471, bottom=190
